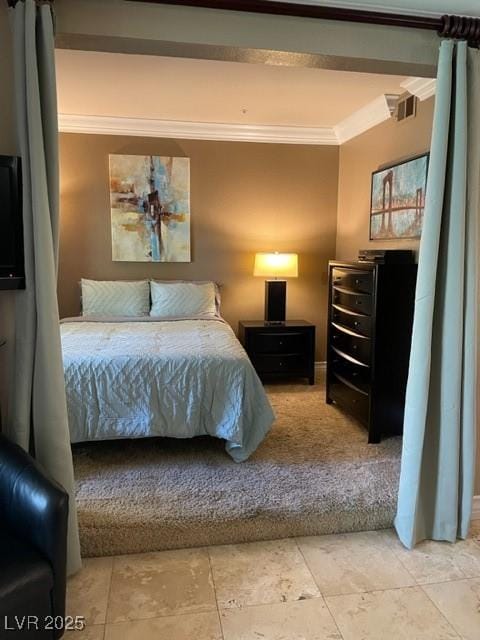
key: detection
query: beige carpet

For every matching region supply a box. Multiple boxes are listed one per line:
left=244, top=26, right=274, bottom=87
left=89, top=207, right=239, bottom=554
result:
left=73, top=378, right=402, bottom=557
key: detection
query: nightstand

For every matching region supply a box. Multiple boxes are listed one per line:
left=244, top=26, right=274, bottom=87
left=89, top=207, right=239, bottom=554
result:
left=239, top=321, right=315, bottom=385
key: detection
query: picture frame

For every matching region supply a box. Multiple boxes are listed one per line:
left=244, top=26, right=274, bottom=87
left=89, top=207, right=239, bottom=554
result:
left=369, top=152, right=429, bottom=241
left=109, top=154, right=191, bottom=263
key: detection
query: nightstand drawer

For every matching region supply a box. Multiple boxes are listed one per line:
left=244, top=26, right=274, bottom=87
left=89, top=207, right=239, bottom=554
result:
left=250, top=331, right=306, bottom=354
left=251, top=353, right=305, bottom=374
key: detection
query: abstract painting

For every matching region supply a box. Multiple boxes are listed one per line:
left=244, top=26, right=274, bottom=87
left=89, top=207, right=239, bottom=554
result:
left=370, top=153, right=429, bottom=240
left=109, top=154, right=190, bottom=262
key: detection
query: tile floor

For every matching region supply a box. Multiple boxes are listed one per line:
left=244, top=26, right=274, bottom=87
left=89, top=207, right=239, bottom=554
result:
left=66, top=521, right=480, bottom=640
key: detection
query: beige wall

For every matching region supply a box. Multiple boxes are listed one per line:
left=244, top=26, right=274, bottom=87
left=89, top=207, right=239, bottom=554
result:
left=0, top=6, right=18, bottom=426
left=335, top=97, right=435, bottom=261
left=59, top=134, right=339, bottom=360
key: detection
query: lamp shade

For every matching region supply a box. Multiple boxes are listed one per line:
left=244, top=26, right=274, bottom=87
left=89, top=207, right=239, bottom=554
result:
left=254, top=252, right=298, bottom=278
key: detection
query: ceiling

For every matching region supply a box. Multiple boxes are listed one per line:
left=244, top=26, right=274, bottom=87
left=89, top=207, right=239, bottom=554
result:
left=56, top=49, right=408, bottom=129
left=277, top=0, right=480, bottom=17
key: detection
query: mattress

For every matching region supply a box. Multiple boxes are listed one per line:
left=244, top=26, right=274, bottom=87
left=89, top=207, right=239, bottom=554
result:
left=60, top=316, right=275, bottom=462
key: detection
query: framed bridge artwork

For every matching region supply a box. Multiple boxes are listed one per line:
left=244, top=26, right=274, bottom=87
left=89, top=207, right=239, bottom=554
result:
left=370, top=152, right=429, bottom=241
left=109, top=154, right=191, bottom=262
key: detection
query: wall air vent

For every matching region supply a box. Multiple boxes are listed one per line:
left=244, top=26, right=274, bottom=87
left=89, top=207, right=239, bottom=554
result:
left=396, top=93, right=417, bottom=122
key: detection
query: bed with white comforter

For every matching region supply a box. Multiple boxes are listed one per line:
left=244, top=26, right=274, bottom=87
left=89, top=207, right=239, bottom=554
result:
left=60, top=316, right=275, bottom=462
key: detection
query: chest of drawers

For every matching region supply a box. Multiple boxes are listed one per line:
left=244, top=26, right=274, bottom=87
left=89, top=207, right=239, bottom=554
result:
left=326, top=260, right=417, bottom=443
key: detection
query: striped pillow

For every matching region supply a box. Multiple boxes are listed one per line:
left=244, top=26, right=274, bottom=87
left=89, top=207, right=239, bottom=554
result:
left=81, top=279, right=150, bottom=317
left=150, top=281, right=217, bottom=318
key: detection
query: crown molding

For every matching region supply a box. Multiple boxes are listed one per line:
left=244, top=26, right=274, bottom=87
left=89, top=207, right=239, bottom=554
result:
left=400, top=76, right=437, bottom=101
left=59, top=87, right=418, bottom=146
left=58, top=114, right=339, bottom=145
left=334, top=93, right=398, bottom=145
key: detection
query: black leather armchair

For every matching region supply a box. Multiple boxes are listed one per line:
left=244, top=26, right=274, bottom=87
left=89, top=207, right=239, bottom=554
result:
left=0, top=434, right=69, bottom=639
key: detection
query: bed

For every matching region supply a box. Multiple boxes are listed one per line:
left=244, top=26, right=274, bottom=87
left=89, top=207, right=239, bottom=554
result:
left=60, top=315, right=275, bottom=462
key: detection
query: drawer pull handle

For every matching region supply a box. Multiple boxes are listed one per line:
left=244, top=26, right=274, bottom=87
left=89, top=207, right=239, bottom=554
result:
left=279, top=341, right=283, bottom=345
left=352, top=345, right=358, bottom=350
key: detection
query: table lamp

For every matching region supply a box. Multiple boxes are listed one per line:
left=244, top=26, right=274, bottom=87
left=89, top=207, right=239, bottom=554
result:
left=254, top=252, right=298, bottom=324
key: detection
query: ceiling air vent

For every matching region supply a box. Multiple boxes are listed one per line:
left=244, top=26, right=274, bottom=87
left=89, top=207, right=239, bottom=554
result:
left=396, top=93, right=417, bottom=122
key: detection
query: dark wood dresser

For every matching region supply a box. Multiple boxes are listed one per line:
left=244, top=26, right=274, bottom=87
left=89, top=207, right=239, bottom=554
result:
left=239, top=320, right=315, bottom=385
left=326, top=259, right=417, bottom=442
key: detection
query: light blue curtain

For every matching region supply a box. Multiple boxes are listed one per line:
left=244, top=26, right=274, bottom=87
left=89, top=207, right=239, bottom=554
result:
left=7, top=0, right=81, bottom=574
left=395, top=40, right=479, bottom=547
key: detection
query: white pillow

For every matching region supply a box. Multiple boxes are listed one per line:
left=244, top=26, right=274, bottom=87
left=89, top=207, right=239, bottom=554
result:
left=150, top=281, right=218, bottom=318
left=81, top=279, right=150, bottom=317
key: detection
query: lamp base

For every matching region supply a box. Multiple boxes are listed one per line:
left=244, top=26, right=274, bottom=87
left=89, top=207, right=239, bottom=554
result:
left=264, top=280, right=286, bottom=323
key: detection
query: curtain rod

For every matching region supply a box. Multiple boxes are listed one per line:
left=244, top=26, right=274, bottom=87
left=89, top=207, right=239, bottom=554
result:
left=126, top=0, right=480, bottom=47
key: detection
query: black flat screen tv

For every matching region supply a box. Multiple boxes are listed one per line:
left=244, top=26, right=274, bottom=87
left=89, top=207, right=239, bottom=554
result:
left=0, top=155, right=24, bottom=290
